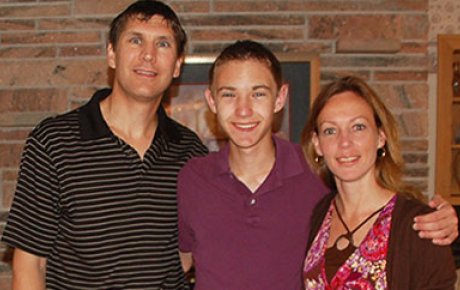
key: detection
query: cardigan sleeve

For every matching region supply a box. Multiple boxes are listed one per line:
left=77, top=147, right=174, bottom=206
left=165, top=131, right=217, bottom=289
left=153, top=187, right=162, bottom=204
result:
left=387, top=196, right=457, bottom=290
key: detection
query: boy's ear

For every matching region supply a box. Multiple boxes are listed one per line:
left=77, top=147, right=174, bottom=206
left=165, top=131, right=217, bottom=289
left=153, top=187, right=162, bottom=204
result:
left=274, top=84, right=289, bottom=113
left=205, top=88, right=217, bottom=114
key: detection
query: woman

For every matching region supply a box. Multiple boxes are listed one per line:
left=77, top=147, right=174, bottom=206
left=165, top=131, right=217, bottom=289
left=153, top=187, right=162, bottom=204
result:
left=301, top=76, right=456, bottom=289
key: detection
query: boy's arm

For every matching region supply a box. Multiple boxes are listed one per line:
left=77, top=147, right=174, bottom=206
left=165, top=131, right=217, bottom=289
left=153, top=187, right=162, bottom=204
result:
left=12, top=248, right=46, bottom=290
left=413, top=194, right=459, bottom=245
left=179, top=251, right=193, bottom=273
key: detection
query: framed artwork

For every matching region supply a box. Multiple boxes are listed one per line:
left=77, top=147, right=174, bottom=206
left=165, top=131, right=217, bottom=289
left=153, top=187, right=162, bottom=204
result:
left=163, top=53, right=320, bottom=151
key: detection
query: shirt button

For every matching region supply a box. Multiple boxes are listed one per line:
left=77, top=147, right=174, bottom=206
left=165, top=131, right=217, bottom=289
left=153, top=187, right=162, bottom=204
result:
left=250, top=198, right=256, bottom=206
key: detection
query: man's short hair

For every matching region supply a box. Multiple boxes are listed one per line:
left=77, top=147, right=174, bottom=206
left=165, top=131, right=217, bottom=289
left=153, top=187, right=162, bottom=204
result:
left=109, top=0, right=187, bottom=56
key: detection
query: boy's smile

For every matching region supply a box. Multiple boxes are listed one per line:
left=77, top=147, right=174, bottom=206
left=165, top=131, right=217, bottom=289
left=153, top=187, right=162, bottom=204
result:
left=205, top=59, right=287, bottom=152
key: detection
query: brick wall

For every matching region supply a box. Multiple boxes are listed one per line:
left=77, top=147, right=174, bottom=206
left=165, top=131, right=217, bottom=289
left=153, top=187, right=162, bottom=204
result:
left=0, top=0, right=447, bottom=286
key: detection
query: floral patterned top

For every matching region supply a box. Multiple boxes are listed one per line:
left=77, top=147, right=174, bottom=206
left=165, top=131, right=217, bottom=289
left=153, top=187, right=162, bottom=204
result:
left=303, top=195, right=396, bottom=290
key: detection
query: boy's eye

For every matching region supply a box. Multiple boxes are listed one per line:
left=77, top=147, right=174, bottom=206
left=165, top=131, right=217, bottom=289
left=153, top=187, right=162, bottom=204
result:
left=253, top=91, right=267, bottom=98
left=220, top=92, right=235, bottom=98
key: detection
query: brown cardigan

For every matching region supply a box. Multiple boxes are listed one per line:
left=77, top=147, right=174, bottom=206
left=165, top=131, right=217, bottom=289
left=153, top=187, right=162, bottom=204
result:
left=307, top=193, right=457, bottom=290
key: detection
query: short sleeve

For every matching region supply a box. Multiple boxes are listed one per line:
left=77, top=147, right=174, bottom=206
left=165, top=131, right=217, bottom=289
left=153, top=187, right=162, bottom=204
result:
left=177, top=162, right=195, bottom=253
left=2, top=130, right=60, bottom=257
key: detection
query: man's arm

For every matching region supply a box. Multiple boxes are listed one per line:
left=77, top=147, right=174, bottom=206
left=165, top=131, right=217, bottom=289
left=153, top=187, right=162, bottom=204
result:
left=12, top=248, right=46, bottom=290
left=413, top=194, right=459, bottom=245
left=179, top=251, right=193, bottom=273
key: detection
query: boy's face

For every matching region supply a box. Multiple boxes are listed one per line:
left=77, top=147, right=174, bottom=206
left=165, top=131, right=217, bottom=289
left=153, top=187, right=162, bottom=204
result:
left=205, top=59, right=287, bottom=151
left=107, top=15, right=183, bottom=102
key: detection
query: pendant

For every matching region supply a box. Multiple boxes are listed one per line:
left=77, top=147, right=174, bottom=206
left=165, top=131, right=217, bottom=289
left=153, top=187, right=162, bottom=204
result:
left=334, top=233, right=354, bottom=251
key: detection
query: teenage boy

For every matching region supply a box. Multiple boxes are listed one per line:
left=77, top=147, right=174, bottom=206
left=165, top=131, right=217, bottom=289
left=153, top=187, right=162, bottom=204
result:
left=2, top=1, right=207, bottom=289
left=177, top=40, right=458, bottom=290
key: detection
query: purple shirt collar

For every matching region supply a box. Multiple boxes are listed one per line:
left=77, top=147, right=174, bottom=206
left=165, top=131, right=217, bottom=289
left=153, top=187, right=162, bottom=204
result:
left=211, top=136, right=306, bottom=194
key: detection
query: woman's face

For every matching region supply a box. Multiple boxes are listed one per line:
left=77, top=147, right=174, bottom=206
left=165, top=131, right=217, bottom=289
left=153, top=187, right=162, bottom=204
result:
left=312, top=91, right=386, bottom=185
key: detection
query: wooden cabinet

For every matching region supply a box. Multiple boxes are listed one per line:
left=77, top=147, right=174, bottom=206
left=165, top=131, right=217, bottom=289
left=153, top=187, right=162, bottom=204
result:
left=436, top=35, right=460, bottom=204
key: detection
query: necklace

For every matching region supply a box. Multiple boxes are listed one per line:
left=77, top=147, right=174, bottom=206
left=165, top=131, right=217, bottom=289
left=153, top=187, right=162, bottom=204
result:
left=332, top=199, right=386, bottom=251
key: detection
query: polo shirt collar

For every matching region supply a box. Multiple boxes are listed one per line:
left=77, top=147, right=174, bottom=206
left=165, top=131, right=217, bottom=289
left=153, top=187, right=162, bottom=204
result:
left=78, top=88, right=181, bottom=142
left=213, top=135, right=304, bottom=182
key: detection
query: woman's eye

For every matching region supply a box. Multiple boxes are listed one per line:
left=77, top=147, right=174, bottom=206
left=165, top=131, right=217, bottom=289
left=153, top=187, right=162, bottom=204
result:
left=322, top=128, right=335, bottom=135
left=354, top=124, right=366, bottom=131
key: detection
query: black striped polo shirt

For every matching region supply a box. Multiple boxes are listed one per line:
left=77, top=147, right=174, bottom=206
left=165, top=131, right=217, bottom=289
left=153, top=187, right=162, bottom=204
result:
left=2, top=89, right=208, bottom=289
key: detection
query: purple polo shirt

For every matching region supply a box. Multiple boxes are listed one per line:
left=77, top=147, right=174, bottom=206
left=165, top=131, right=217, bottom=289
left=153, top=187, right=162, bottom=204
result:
left=178, top=136, right=328, bottom=290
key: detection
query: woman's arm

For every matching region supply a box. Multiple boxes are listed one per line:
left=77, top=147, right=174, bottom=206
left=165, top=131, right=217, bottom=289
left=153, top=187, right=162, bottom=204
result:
left=388, top=197, right=457, bottom=289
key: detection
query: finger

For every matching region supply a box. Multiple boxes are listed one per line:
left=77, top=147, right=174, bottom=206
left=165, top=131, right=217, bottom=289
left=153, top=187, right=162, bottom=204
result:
left=414, top=206, right=456, bottom=224
left=432, top=232, right=459, bottom=246
left=414, top=213, right=451, bottom=228
left=418, top=222, right=458, bottom=240
left=418, top=227, right=450, bottom=239
left=413, top=221, right=435, bottom=232
left=428, top=194, right=443, bottom=209
left=414, top=217, right=455, bottom=232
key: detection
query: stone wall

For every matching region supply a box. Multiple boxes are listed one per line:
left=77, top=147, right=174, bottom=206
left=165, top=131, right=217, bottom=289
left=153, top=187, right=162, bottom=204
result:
left=0, top=0, right=457, bottom=287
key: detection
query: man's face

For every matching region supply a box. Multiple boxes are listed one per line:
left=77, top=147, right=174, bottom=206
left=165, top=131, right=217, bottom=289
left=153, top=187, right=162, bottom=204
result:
left=205, top=59, right=287, bottom=151
left=107, top=15, right=183, bottom=102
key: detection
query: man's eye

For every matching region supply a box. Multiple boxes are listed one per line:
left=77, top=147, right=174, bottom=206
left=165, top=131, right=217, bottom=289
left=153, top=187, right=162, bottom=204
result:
left=158, top=40, right=171, bottom=48
left=130, top=37, right=142, bottom=45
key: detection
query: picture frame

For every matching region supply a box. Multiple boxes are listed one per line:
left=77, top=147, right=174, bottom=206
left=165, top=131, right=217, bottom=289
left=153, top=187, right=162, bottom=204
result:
left=163, top=53, right=320, bottom=151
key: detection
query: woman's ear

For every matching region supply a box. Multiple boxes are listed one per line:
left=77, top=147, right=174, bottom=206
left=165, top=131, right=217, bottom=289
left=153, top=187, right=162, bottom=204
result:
left=377, top=129, right=387, bottom=150
left=312, top=132, right=323, bottom=157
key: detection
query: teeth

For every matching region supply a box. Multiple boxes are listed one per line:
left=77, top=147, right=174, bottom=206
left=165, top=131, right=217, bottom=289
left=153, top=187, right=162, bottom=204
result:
left=338, top=156, right=357, bottom=162
left=135, top=69, right=156, bottom=76
left=235, top=123, right=257, bottom=129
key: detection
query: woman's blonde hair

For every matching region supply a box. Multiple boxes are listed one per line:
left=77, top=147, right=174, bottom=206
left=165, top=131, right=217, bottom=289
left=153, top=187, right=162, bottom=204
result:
left=301, top=76, right=422, bottom=200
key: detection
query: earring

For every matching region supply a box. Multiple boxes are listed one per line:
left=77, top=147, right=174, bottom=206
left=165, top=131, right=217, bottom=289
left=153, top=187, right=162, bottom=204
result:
left=378, top=147, right=386, bottom=158
left=315, top=156, right=322, bottom=163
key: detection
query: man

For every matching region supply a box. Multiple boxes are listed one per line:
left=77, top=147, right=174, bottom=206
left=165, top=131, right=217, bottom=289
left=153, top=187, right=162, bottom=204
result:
left=2, top=1, right=207, bottom=289
left=177, top=40, right=458, bottom=290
